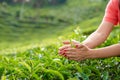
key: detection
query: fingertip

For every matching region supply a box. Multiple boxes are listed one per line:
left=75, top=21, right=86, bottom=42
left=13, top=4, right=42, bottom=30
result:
left=75, top=44, right=79, bottom=48
left=75, top=44, right=84, bottom=48
left=64, top=54, right=67, bottom=57
left=58, top=51, right=61, bottom=54
left=63, top=42, right=69, bottom=44
left=63, top=49, right=67, bottom=52
left=59, top=47, right=64, bottom=51
left=63, top=40, right=70, bottom=44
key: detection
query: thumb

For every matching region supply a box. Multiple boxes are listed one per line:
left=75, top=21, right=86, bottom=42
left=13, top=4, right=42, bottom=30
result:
left=75, top=44, right=89, bottom=51
left=71, top=39, right=80, bottom=44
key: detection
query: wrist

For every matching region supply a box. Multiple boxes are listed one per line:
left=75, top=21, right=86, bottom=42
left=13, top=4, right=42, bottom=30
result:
left=87, top=49, right=96, bottom=59
left=82, top=42, right=94, bottom=49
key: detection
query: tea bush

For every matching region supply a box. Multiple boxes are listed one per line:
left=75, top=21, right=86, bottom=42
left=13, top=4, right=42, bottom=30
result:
left=0, top=27, right=120, bottom=80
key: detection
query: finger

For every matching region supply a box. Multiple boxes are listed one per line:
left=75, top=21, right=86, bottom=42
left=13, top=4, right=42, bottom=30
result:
left=63, top=54, right=68, bottom=58
left=59, top=45, right=71, bottom=51
left=65, top=53, right=79, bottom=59
left=60, top=54, right=66, bottom=57
left=72, top=39, right=80, bottom=44
left=66, top=53, right=85, bottom=61
left=64, top=48, right=76, bottom=52
left=65, top=51, right=76, bottom=55
left=58, top=50, right=66, bottom=55
left=75, top=44, right=88, bottom=51
left=59, top=54, right=69, bottom=59
left=63, top=40, right=71, bottom=44
left=75, top=44, right=84, bottom=48
left=63, top=40, right=80, bottom=45
left=59, top=49, right=75, bottom=56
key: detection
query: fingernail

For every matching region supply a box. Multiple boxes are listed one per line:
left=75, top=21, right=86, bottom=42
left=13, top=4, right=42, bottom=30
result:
left=62, top=52, right=65, bottom=55
left=59, top=51, right=62, bottom=54
left=59, top=51, right=65, bottom=55
left=64, top=54, right=67, bottom=57
left=75, top=44, right=78, bottom=48
left=64, top=50, right=67, bottom=52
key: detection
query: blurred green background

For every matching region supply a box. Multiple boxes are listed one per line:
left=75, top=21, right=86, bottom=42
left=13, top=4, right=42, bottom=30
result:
left=0, top=0, right=108, bottom=50
left=1, top=1, right=120, bottom=80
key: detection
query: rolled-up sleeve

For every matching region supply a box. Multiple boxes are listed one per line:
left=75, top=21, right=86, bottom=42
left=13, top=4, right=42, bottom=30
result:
left=103, top=0, right=118, bottom=25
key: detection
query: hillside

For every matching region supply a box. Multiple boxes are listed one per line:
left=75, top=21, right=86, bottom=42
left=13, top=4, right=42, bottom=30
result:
left=0, top=0, right=108, bottom=50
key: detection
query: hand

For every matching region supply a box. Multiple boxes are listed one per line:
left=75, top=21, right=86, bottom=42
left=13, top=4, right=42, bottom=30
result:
left=59, top=39, right=80, bottom=51
left=58, top=40, right=80, bottom=56
left=63, top=44, right=92, bottom=61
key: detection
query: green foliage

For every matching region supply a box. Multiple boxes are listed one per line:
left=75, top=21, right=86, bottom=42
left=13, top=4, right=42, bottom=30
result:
left=0, top=27, right=120, bottom=79
left=0, top=0, right=120, bottom=79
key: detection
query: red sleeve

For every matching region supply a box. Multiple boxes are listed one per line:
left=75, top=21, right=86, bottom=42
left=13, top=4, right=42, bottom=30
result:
left=103, top=0, right=119, bottom=25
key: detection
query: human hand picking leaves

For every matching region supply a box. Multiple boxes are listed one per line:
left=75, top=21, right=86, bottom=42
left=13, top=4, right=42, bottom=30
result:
left=59, top=43, right=92, bottom=61
left=58, top=0, right=120, bottom=62
left=58, top=39, right=80, bottom=55
left=59, top=39, right=120, bottom=61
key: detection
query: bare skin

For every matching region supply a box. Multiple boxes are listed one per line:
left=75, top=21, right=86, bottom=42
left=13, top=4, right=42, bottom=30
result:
left=58, top=21, right=120, bottom=61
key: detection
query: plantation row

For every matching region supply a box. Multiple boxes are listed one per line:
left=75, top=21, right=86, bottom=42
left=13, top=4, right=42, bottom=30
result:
left=0, top=28, right=120, bottom=80
left=0, top=0, right=108, bottom=50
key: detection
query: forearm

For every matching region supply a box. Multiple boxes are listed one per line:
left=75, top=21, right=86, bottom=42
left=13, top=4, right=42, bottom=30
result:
left=82, top=21, right=114, bottom=49
left=82, top=31, right=107, bottom=48
left=90, top=44, right=120, bottom=59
